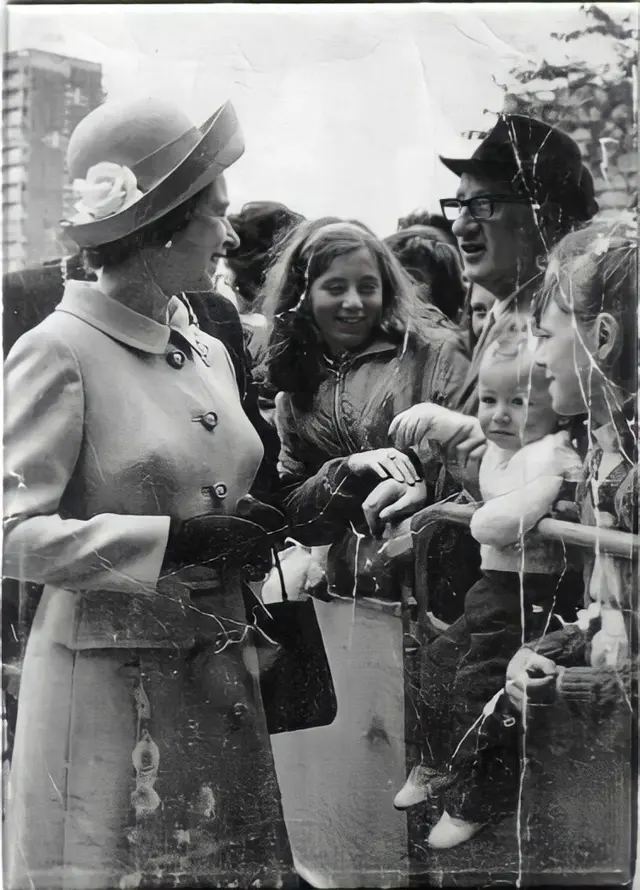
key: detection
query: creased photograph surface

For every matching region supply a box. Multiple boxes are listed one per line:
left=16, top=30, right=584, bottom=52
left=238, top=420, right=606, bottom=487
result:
left=2, top=3, right=638, bottom=888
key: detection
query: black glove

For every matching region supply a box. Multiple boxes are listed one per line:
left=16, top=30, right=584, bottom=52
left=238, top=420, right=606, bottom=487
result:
left=164, top=513, right=274, bottom=579
left=235, top=495, right=287, bottom=536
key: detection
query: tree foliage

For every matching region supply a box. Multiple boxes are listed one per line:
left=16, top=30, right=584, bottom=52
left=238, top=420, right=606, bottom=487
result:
left=500, top=4, right=638, bottom=215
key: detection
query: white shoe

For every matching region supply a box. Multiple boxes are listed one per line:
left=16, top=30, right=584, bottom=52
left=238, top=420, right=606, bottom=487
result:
left=393, top=764, right=438, bottom=810
left=427, top=810, right=485, bottom=849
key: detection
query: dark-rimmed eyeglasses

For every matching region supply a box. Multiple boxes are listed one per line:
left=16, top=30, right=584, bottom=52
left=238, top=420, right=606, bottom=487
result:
left=439, top=195, right=535, bottom=222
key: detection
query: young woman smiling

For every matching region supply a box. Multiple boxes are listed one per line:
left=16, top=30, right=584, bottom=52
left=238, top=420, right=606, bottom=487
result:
left=260, top=217, right=469, bottom=887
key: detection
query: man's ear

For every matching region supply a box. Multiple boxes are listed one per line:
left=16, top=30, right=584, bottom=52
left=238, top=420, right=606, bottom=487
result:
left=594, top=312, right=622, bottom=366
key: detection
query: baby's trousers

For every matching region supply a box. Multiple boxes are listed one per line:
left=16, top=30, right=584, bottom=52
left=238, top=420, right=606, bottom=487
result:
left=419, top=570, right=568, bottom=821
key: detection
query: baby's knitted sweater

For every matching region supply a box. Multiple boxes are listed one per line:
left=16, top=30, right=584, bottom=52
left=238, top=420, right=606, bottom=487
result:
left=412, top=405, right=583, bottom=574
left=473, top=434, right=582, bottom=573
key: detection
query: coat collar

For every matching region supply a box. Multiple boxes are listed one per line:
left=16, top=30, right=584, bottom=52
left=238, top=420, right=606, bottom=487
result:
left=322, top=331, right=400, bottom=369
left=57, top=281, right=197, bottom=355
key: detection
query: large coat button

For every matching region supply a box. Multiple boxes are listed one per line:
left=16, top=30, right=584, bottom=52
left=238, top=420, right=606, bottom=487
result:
left=200, top=411, right=218, bottom=431
left=167, top=350, right=186, bottom=369
left=213, top=483, right=228, bottom=499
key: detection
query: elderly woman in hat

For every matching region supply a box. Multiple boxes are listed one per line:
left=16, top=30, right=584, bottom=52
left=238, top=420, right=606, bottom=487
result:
left=3, top=98, right=296, bottom=890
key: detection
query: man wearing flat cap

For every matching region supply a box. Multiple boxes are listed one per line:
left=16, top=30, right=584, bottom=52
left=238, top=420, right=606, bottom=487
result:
left=398, top=113, right=600, bottom=848
left=439, top=113, right=599, bottom=416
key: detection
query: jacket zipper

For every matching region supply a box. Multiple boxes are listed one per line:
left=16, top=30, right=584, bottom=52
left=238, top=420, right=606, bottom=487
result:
left=331, top=362, right=355, bottom=454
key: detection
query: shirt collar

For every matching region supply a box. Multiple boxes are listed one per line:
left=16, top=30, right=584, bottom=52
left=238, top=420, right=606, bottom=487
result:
left=57, top=281, right=196, bottom=355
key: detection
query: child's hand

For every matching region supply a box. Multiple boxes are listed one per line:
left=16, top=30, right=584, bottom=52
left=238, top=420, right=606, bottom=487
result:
left=505, top=648, right=557, bottom=713
left=551, top=500, right=581, bottom=522
left=450, top=428, right=487, bottom=469
left=362, top=479, right=428, bottom=536
left=390, top=404, right=486, bottom=465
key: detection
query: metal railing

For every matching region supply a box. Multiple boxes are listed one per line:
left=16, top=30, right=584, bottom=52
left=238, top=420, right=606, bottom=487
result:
left=383, top=501, right=639, bottom=631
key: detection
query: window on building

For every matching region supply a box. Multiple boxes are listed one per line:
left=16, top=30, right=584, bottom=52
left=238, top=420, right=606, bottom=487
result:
left=2, top=147, right=24, bottom=166
left=4, top=165, right=26, bottom=185
left=2, top=184, right=22, bottom=205
left=5, top=109, right=23, bottom=128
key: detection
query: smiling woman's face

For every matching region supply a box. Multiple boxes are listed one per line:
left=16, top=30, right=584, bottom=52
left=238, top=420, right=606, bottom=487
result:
left=452, top=173, right=539, bottom=297
left=309, top=247, right=383, bottom=355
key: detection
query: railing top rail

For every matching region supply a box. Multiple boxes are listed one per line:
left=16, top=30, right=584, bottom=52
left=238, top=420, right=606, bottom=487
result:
left=397, top=502, right=639, bottom=561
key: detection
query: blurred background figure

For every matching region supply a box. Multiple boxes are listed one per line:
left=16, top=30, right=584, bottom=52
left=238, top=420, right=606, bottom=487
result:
left=226, top=200, right=305, bottom=367
left=396, top=208, right=458, bottom=250
left=459, top=282, right=498, bottom=352
left=3, top=255, right=95, bottom=358
left=384, top=226, right=466, bottom=322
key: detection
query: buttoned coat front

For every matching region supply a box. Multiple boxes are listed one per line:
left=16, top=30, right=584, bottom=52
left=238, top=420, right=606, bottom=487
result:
left=3, top=281, right=293, bottom=889
left=4, top=281, right=264, bottom=649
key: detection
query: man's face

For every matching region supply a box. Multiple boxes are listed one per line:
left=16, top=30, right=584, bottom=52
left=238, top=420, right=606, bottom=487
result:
left=452, top=173, right=540, bottom=298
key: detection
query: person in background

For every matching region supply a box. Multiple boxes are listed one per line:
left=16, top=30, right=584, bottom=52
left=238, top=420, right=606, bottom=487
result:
left=506, top=219, right=637, bottom=740
left=3, top=255, right=94, bottom=357
left=467, top=283, right=497, bottom=346
left=391, top=325, right=583, bottom=848
left=226, top=200, right=304, bottom=359
left=439, top=113, right=599, bottom=416
left=384, top=225, right=466, bottom=322
left=260, top=216, right=469, bottom=888
left=458, top=281, right=497, bottom=352
left=3, top=96, right=296, bottom=890
left=225, top=201, right=305, bottom=425
left=396, top=208, right=458, bottom=250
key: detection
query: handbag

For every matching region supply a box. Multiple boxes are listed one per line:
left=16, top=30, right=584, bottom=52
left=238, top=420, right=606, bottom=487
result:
left=244, top=551, right=338, bottom=735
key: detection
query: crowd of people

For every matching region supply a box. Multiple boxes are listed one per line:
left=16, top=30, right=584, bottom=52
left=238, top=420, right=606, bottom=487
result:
left=2, top=88, right=637, bottom=890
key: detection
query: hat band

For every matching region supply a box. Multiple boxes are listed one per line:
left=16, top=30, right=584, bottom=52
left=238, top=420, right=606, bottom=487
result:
left=131, top=125, right=202, bottom=192
left=120, top=124, right=242, bottom=232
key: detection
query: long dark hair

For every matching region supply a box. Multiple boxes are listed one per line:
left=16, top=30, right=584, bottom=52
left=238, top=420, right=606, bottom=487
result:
left=384, top=226, right=465, bottom=321
left=261, top=218, right=445, bottom=411
left=226, top=201, right=304, bottom=313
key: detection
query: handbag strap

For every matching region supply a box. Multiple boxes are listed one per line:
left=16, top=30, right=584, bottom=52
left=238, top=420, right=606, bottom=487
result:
left=271, top=547, right=289, bottom=602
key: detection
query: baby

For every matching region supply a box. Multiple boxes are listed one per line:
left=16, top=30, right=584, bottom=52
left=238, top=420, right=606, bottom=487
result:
left=390, top=324, right=583, bottom=848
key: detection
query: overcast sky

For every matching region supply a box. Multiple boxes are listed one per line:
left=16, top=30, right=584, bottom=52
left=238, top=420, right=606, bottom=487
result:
left=6, top=3, right=631, bottom=235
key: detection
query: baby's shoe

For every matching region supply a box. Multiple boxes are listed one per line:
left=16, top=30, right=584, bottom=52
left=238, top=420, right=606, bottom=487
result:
left=393, top=764, right=440, bottom=810
left=427, top=810, right=485, bottom=849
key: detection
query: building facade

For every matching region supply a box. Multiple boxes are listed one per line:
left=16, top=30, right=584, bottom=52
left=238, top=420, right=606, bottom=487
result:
left=3, top=49, right=103, bottom=272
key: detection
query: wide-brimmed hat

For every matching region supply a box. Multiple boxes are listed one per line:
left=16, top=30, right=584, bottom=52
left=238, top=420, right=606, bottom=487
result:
left=440, top=113, right=597, bottom=218
left=61, top=97, right=245, bottom=248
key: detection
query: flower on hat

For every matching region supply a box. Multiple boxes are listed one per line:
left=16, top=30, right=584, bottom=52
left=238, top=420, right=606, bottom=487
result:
left=71, top=162, right=143, bottom=224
